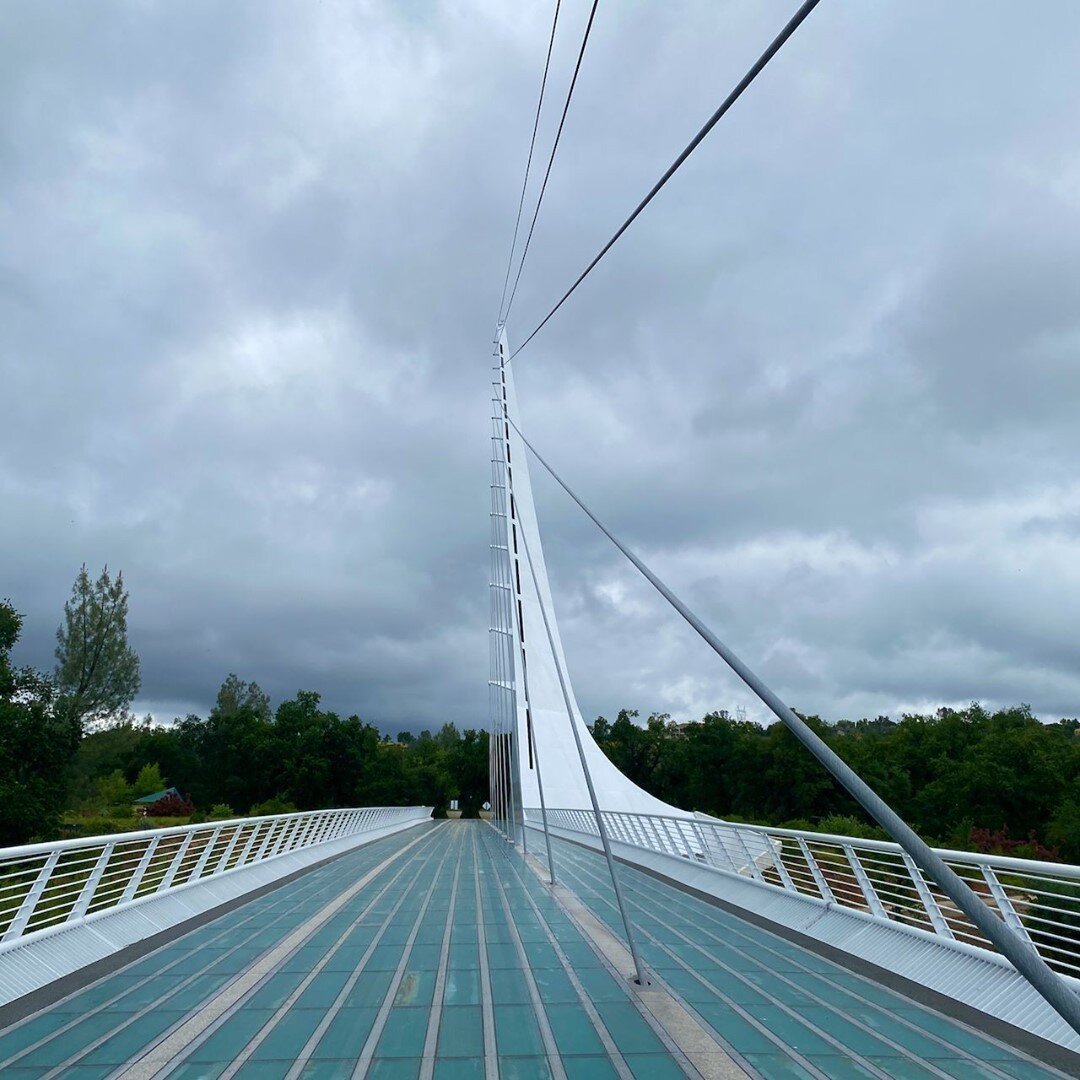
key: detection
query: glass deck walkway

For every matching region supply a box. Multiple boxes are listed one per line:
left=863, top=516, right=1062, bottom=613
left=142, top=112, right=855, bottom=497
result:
left=0, top=821, right=1071, bottom=1079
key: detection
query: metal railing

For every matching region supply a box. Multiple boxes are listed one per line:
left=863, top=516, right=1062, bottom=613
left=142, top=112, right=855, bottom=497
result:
left=0, top=806, right=430, bottom=951
left=533, top=807, right=1080, bottom=980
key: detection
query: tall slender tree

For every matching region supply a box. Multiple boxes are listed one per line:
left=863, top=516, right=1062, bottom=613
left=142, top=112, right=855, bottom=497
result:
left=55, top=565, right=140, bottom=729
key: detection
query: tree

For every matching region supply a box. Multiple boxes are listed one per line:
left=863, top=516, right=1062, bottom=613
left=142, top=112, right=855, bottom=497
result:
left=54, top=565, right=140, bottom=729
left=131, top=762, right=166, bottom=799
left=0, top=601, right=81, bottom=844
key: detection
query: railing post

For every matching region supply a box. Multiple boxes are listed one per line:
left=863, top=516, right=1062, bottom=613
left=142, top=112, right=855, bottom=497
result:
left=69, top=843, right=116, bottom=922
left=691, top=822, right=711, bottom=865
left=189, top=826, right=224, bottom=882
left=120, top=836, right=162, bottom=904
left=844, top=844, right=888, bottom=919
left=157, top=832, right=195, bottom=892
left=236, top=821, right=264, bottom=869
left=798, top=837, right=836, bottom=903
left=273, top=818, right=300, bottom=856
left=291, top=815, right=317, bottom=850
left=255, top=820, right=283, bottom=862
left=902, top=852, right=955, bottom=938
left=213, top=824, right=244, bottom=875
left=735, top=829, right=766, bottom=882
left=765, top=835, right=798, bottom=892
left=3, top=852, right=61, bottom=941
left=982, top=865, right=1035, bottom=946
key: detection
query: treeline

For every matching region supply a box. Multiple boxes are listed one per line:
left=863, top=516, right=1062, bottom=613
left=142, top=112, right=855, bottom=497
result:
left=590, top=705, right=1080, bottom=861
left=69, top=675, right=489, bottom=833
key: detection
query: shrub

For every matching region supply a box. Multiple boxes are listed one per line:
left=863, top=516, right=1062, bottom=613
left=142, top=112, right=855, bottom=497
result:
left=207, top=804, right=235, bottom=821
left=816, top=814, right=889, bottom=841
left=967, top=827, right=1060, bottom=862
left=144, top=792, right=194, bottom=817
left=248, top=796, right=297, bottom=816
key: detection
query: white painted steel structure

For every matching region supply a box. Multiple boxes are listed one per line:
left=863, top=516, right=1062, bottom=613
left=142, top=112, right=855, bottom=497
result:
left=0, top=807, right=430, bottom=1007
left=490, top=321, right=1080, bottom=1044
left=488, top=330, right=687, bottom=825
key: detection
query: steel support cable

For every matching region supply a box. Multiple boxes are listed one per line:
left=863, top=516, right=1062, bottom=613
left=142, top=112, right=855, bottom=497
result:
left=505, top=415, right=1080, bottom=1039
left=501, top=0, right=602, bottom=325
left=516, top=503, right=649, bottom=986
left=509, top=0, right=821, bottom=362
left=497, top=0, right=564, bottom=323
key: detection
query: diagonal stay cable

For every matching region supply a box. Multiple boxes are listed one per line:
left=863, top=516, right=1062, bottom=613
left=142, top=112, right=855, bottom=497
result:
left=501, top=0, right=601, bottom=325
left=509, top=0, right=821, bottom=362
left=504, top=413, right=1080, bottom=1040
left=497, top=0, right=563, bottom=323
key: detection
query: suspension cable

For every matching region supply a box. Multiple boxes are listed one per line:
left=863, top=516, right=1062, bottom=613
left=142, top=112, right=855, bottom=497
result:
left=509, top=0, right=821, bottom=362
left=501, top=0, right=602, bottom=325
left=497, top=0, right=563, bottom=323
left=505, top=414, right=1080, bottom=1039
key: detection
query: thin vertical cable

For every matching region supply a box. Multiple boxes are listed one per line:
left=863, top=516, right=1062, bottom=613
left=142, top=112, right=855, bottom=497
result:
left=502, top=0, right=601, bottom=324
left=497, top=0, right=564, bottom=322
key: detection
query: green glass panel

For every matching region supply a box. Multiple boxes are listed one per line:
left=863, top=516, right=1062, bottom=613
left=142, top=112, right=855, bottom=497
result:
left=311, top=1006, right=379, bottom=1060
left=296, top=970, right=351, bottom=1009
left=367, top=1059, right=420, bottom=1080
left=252, top=1008, right=324, bottom=1060
left=489, top=968, right=531, bottom=1005
left=562, top=1056, right=620, bottom=1080
left=624, top=1054, right=692, bottom=1080
left=738, top=1053, right=816, bottom=1079
left=572, top=969, right=627, bottom=1003
left=544, top=1003, right=605, bottom=1056
left=438, top=1006, right=484, bottom=1058
left=532, top=968, right=578, bottom=1005
left=346, top=970, right=394, bottom=1008
left=497, top=1056, right=552, bottom=1079
left=443, top=969, right=481, bottom=1006
left=802, top=1057, right=878, bottom=1079
left=377, top=1008, right=428, bottom=1058
left=433, top=1058, right=485, bottom=1080
left=594, top=1002, right=665, bottom=1056
left=188, top=1010, right=275, bottom=1062
left=494, top=1005, right=544, bottom=1057
left=82, top=1010, right=189, bottom=1064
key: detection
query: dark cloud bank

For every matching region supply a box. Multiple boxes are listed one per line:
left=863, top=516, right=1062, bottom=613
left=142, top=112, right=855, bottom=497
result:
left=3, top=1, right=1080, bottom=731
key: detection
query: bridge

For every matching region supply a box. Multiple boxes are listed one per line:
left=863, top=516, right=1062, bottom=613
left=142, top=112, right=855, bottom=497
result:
left=0, top=322, right=1076, bottom=1077
left=0, top=813, right=1075, bottom=1077
left=3, top=4, right=1078, bottom=1074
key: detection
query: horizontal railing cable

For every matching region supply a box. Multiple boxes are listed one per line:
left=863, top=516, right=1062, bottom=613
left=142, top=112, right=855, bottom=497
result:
left=509, top=0, right=821, bottom=362
left=0, top=807, right=431, bottom=951
left=506, top=414, right=1080, bottom=1037
left=496, top=0, right=563, bottom=323
left=529, top=807, right=1080, bottom=980
left=502, top=0, right=602, bottom=325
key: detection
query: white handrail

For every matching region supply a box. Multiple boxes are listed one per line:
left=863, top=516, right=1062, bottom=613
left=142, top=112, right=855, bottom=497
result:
left=0, top=806, right=432, bottom=951
left=532, top=806, right=1080, bottom=979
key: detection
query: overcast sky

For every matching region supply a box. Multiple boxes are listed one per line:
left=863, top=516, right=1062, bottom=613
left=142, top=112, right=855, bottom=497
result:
left=4, top=1, right=1080, bottom=732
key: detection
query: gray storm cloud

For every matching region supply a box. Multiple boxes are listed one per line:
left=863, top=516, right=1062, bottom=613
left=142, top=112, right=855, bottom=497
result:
left=3, top=0, right=1080, bottom=730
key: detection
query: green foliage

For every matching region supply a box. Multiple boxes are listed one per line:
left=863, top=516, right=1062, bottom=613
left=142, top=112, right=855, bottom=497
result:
left=207, top=804, right=236, bottom=821
left=54, top=565, right=140, bottom=729
left=591, top=703, right=1080, bottom=854
left=131, top=763, right=166, bottom=799
left=96, top=769, right=133, bottom=812
left=249, top=796, right=297, bottom=816
left=0, top=600, right=81, bottom=844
